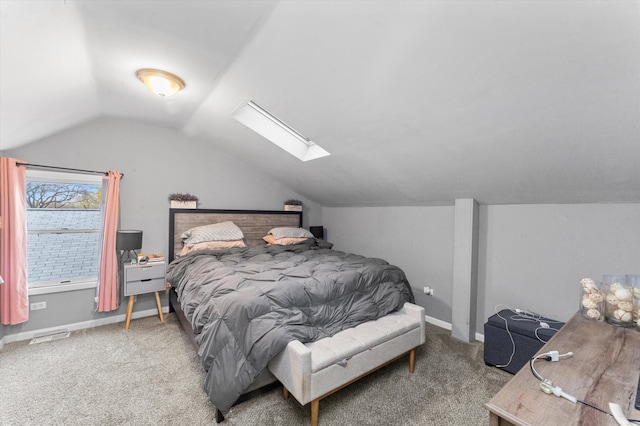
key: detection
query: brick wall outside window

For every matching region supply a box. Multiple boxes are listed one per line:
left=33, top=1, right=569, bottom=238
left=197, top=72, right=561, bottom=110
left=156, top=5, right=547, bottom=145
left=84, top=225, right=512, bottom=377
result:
left=27, top=209, right=101, bottom=284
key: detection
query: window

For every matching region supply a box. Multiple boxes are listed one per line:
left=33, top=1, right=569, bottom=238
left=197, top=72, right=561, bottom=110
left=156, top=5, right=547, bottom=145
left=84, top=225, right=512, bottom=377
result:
left=233, top=101, right=330, bottom=162
left=26, top=170, right=103, bottom=292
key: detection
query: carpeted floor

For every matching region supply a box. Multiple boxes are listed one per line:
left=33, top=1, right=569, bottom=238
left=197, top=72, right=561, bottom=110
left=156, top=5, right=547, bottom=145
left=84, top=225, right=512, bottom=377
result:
left=0, top=313, right=511, bottom=425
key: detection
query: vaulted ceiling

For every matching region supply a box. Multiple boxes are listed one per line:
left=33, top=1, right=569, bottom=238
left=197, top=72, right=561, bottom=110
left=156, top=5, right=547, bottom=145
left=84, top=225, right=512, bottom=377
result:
left=1, top=1, right=639, bottom=206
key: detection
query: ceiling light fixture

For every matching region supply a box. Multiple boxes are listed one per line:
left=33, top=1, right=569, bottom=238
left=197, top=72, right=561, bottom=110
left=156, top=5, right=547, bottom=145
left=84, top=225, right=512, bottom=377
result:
left=233, top=101, right=330, bottom=162
left=136, top=68, right=185, bottom=97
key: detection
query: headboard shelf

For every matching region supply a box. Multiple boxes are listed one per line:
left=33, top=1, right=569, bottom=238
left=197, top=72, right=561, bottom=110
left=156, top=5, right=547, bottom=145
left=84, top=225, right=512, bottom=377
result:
left=168, top=208, right=303, bottom=262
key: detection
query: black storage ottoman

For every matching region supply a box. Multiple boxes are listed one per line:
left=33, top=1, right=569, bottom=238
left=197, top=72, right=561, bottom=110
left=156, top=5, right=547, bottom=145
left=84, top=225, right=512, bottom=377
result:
left=484, top=309, right=565, bottom=374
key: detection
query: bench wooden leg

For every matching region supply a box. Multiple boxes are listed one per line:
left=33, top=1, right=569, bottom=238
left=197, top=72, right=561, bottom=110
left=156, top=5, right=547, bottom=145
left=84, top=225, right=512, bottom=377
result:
left=282, top=386, right=289, bottom=400
left=311, top=398, right=319, bottom=426
left=409, top=348, right=416, bottom=373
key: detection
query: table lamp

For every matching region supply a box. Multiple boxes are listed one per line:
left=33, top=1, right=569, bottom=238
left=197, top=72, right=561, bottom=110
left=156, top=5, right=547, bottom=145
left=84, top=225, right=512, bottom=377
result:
left=116, top=230, right=143, bottom=264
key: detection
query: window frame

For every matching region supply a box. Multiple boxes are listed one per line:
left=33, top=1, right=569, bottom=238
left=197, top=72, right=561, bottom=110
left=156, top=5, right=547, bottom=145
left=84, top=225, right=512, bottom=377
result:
left=25, top=169, right=103, bottom=294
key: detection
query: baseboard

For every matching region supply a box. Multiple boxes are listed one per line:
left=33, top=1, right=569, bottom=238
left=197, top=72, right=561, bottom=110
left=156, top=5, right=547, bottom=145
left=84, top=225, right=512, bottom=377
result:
left=424, top=314, right=452, bottom=330
left=425, top=314, right=484, bottom=342
left=1, top=306, right=170, bottom=346
left=3, top=309, right=483, bottom=348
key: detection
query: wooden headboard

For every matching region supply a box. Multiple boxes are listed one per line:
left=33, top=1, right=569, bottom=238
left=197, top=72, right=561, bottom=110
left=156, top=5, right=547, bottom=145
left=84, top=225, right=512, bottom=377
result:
left=168, top=208, right=303, bottom=262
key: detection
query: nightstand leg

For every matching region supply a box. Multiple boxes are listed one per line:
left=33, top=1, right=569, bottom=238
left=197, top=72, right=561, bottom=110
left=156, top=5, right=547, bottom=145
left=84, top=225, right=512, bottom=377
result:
left=155, top=291, right=164, bottom=323
left=125, top=295, right=135, bottom=330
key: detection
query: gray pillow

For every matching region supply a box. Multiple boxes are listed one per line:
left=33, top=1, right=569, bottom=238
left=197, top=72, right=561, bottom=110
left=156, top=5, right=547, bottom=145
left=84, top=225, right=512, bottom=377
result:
left=268, top=227, right=314, bottom=240
left=181, top=221, right=244, bottom=247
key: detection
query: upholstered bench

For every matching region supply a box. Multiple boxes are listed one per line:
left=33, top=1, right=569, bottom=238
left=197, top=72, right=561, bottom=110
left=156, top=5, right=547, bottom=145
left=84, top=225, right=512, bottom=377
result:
left=268, top=302, right=425, bottom=426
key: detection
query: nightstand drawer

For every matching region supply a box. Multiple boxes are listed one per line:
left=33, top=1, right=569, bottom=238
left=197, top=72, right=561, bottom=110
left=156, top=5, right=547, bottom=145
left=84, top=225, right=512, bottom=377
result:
left=125, top=277, right=165, bottom=296
left=125, top=263, right=165, bottom=281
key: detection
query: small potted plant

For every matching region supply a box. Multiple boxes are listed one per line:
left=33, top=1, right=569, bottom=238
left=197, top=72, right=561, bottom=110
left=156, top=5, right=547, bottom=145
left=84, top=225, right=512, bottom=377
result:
left=169, top=193, right=199, bottom=209
left=283, top=199, right=302, bottom=212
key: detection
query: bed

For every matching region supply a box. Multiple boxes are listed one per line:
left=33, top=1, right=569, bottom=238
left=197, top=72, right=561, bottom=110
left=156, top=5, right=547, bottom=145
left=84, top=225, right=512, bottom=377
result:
left=166, top=208, right=418, bottom=423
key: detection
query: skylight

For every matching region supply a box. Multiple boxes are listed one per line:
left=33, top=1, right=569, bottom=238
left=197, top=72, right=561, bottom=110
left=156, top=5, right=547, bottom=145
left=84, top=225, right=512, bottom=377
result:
left=233, top=101, right=330, bottom=162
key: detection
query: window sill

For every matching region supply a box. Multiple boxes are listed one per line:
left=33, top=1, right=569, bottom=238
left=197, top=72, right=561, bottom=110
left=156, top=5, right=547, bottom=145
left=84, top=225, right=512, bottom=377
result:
left=29, top=280, right=97, bottom=296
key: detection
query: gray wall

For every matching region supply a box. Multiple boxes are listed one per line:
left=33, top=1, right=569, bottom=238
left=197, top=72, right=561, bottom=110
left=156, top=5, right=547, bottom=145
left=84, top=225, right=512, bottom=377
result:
left=2, top=116, right=322, bottom=339
left=478, top=203, right=640, bottom=325
left=323, top=203, right=640, bottom=335
left=3, top=118, right=639, bottom=341
left=322, top=206, right=455, bottom=323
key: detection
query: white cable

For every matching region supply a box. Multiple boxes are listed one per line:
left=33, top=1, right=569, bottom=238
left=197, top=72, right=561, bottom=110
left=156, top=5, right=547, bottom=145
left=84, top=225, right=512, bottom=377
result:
left=532, top=352, right=577, bottom=403
left=493, top=305, right=517, bottom=368
left=531, top=351, right=573, bottom=380
left=609, top=403, right=633, bottom=426
left=552, top=385, right=577, bottom=403
left=530, top=352, right=550, bottom=380
left=491, top=304, right=561, bottom=368
left=533, top=354, right=637, bottom=423
left=534, top=326, right=561, bottom=343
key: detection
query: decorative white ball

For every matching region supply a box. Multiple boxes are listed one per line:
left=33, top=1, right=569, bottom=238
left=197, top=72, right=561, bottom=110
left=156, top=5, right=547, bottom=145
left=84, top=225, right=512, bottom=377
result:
left=618, top=301, right=633, bottom=312
left=586, top=309, right=601, bottom=319
left=633, top=287, right=640, bottom=298
left=610, top=282, right=623, bottom=292
left=588, top=293, right=603, bottom=303
left=614, top=288, right=633, bottom=302
left=613, top=309, right=632, bottom=322
left=605, top=294, right=619, bottom=306
left=582, top=297, right=597, bottom=309
left=580, top=278, right=598, bottom=293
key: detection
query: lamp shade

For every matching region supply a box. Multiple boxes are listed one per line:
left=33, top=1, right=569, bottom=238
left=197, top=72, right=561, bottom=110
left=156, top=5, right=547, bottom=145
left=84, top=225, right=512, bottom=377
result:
left=116, top=230, right=143, bottom=251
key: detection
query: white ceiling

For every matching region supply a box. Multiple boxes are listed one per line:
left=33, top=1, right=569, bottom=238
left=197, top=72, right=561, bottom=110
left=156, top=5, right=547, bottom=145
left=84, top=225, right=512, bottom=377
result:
left=1, top=1, right=639, bottom=206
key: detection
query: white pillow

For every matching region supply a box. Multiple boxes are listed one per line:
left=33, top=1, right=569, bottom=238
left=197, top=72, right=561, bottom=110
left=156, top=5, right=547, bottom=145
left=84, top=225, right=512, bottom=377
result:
left=179, top=239, right=246, bottom=255
left=181, top=221, right=244, bottom=247
left=268, top=227, right=314, bottom=240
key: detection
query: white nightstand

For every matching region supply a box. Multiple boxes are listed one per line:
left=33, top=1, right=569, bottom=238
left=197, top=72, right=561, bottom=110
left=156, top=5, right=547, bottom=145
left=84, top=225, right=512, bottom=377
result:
left=123, top=261, right=166, bottom=329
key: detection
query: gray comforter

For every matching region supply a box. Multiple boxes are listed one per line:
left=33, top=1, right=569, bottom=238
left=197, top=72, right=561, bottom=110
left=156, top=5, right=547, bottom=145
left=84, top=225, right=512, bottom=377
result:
left=166, top=239, right=414, bottom=415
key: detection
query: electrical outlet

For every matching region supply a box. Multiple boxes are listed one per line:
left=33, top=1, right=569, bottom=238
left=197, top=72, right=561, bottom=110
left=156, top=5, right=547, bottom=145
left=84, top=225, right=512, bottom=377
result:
left=30, top=301, right=47, bottom=310
left=423, top=286, right=434, bottom=296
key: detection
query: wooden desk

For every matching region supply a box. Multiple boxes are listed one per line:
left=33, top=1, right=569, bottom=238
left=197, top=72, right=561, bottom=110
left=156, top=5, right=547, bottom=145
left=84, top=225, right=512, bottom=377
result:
left=486, top=313, right=640, bottom=426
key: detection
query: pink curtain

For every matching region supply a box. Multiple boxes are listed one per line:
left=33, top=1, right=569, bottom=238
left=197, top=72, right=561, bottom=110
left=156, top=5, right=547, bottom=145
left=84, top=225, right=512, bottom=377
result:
left=0, top=157, right=29, bottom=325
left=96, top=170, right=121, bottom=312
